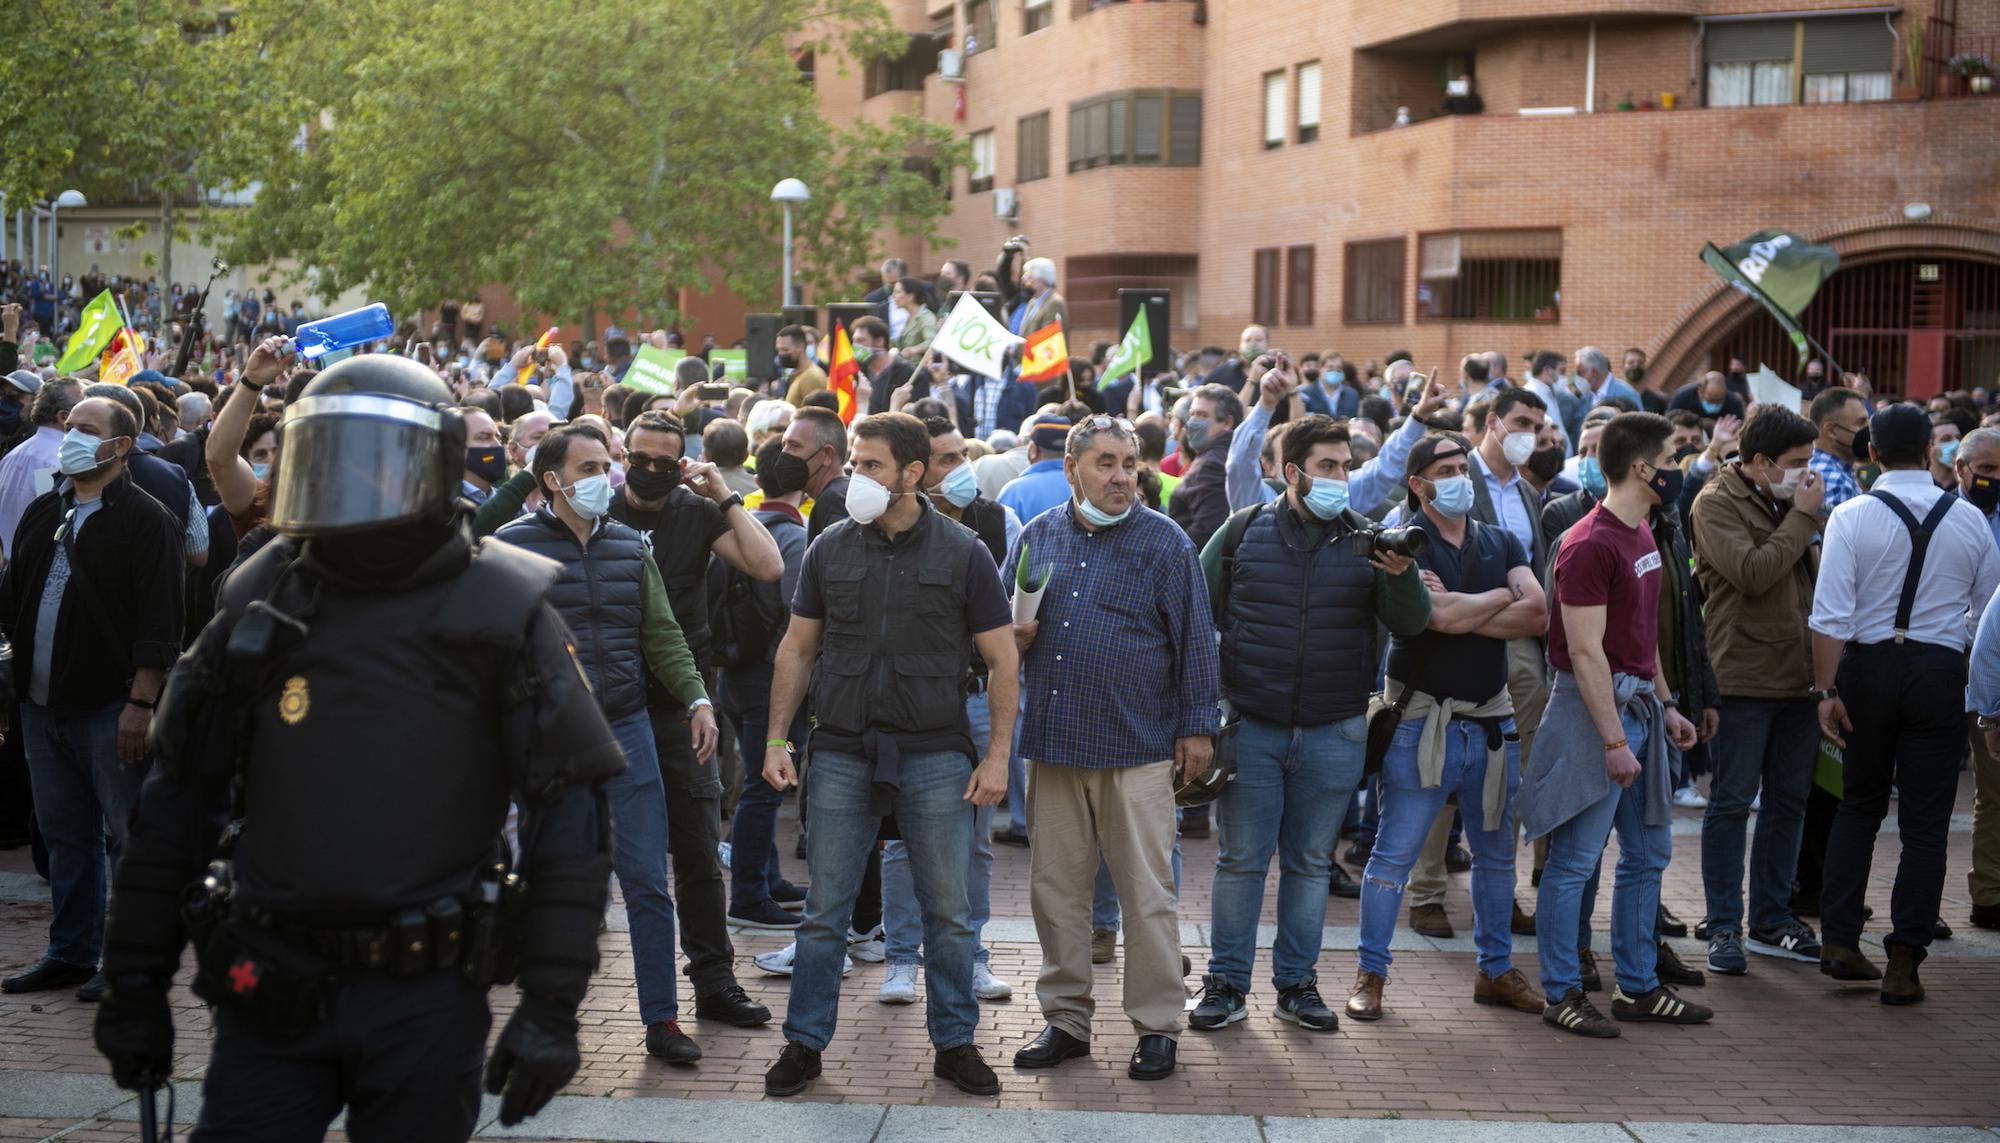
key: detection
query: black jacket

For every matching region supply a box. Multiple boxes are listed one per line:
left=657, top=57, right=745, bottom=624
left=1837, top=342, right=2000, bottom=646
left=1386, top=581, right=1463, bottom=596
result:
left=1169, top=429, right=1235, bottom=551
left=0, top=469, right=184, bottom=712
left=159, top=427, right=218, bottom=508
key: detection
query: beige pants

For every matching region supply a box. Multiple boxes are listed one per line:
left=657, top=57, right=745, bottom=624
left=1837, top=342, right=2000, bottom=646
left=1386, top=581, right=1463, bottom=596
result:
left=1409, top=637, right=1549, bottom=908
left=1028, top=760, right=1184, bottom=1040
left=1970, top=715, right=2000, bottom=908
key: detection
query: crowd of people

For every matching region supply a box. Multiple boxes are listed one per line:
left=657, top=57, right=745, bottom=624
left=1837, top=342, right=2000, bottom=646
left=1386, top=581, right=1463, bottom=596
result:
left=0, top=233, right=1994, bottom=1135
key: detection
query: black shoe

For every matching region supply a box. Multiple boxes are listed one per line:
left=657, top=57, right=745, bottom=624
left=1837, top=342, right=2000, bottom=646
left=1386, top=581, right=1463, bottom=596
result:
left=1342, top=839, right=1372, bottom=868
left=1, top=957, right=95, bottom=994
left=934, top=1044, right=1000, bottom=1095
left=1013, top=1025, right=1089, bottom=1069
left=1655, top=941, right=1706, bottom=987
left=694, top=984, right=771, bottom=1027
left=1611, top=984, right=1713, bottom=1025
left=1444, top=843, right=1472, bottom=874
left=1328, top=863, right=1361, bottom=899
left=1934, top=916, right=1954, bottom=941
left=992, top=826, right=1030, bottom=848
left=74, top=971, right=109, bottom=1003
left=765, top=1040, right=821, bottom=1096
left=1189, top=974, right=1246, bottom=1031
left=1179, top=811, right=1211, bottom=840
left=729, top=899, right=802, bottom=929
left=1128, top=1034, right=1177, bottom=1081
left=1275, top=980, right=1339, bottom=1031
left=1971, top=902, right=2000, bottom=930
left=1544, top=987, right=1620, bottom=1038
left=771, top=880, right=808, bottom=910
left=1578, top=948, right=1602, bottom=992
left=1694, top=919, right=1710, bottom=941
left=646, top=1020, right=703, bottom=1064
left=1658, top=904, right=1689, bottom=939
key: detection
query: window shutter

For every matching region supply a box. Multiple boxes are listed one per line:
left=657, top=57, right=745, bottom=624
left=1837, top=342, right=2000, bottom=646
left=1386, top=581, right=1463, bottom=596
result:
left=1803, top=15, right=1892, bottom=74
left=1706, top=19, right=1795, bottom=63
left=1169, top=95, right=1202, bottom=164
left=1297, top=62, right=1321, bottom=129
left=1134, top=95, right=1163, bottom=161
left=1263, top=72, right=1287, bottom=145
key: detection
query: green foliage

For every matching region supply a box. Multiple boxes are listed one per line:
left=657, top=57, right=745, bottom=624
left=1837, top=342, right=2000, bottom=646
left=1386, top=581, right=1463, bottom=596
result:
left=195, top=0, right=964, bottom=321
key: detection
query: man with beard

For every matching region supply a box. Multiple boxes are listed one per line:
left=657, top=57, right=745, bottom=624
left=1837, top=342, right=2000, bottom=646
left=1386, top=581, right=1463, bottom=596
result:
left=780, top=326, right=829, bottom=408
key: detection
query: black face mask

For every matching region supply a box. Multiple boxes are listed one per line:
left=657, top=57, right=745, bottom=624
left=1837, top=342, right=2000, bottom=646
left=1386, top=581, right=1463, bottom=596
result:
left=625, top=463, right=681, bottom=501
left=761, top=450, right=812, bottom=497
left=1673, top=444, right=1701, bottom=463
left=1526, top=446, right=1565, bottom=483
left=1726, top=370, right=1746, bottom=389
left=465, top=447, right=507, bottom=484
left=1625, top=365, right=1646, bottom=384
left=1968, top=474, right=2000, bottom=514
left=1849, top=425, right=1871, bottom=461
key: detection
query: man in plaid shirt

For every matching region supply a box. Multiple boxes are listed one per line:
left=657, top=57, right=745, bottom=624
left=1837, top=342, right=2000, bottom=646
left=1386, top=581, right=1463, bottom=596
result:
left=1807, top=387, right=1869, bottom=515
left=1006, top=416, right=1220, bottom=1084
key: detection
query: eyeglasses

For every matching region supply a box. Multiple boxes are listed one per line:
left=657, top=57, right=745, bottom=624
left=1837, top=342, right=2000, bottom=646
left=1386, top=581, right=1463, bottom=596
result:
left=1084, top=415, right=1136, bottom=433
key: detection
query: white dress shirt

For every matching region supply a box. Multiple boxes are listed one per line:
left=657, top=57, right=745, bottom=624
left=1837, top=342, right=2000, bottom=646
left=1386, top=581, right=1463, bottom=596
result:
left=1808, top=469, right=2000, bottom=650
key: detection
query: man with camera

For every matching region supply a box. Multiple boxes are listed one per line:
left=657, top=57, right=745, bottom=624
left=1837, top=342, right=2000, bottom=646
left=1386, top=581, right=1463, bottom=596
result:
left=1346, top=432, right=1546, bottom=1022
left=1192, top=415, right=1431, bottom=1033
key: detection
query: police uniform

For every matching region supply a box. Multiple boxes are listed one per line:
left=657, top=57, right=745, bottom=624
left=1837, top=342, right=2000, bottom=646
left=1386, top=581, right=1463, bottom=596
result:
left=92, top=357, right=626, bottom=1140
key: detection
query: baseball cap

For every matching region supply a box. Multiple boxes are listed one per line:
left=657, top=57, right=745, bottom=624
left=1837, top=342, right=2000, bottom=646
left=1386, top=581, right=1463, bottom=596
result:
left=5, top=370, right=40, bottom=396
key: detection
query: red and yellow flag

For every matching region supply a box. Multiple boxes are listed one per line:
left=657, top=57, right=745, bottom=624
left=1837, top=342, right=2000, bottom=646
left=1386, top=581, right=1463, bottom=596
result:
left=98, top=328, right=146, bottom=387
left=1019, top=321, right=1068, bottom=384
left=828, top=321, right=860, bottom=424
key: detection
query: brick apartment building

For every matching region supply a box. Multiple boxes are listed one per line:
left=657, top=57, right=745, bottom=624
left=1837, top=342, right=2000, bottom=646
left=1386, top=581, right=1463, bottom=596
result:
left=819, top=0, right=1999, bottom=398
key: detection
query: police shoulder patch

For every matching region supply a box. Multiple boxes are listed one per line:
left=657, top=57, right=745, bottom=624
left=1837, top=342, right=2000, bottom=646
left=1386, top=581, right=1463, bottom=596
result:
left=279, top=676, right=310, bottom=725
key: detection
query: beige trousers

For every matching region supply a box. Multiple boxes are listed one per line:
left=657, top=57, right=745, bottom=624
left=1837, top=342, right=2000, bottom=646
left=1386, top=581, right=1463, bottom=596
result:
left=1028, top=760, right=1184, bottom=1039
left=1970, top=715, right=2000, bottom=908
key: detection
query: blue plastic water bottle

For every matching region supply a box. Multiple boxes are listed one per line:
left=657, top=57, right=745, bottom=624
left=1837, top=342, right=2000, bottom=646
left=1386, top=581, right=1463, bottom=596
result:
left=291, top=303, right=395, bottom=360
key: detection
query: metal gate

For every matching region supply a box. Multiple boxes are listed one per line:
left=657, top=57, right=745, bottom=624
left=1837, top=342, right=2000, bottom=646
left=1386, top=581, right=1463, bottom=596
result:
left=1712, top=258, right=2000, bottom=399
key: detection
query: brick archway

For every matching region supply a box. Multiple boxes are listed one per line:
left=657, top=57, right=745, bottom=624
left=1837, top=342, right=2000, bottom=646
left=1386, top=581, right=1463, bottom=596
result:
left=1647, top=212, right=2000, bottom=387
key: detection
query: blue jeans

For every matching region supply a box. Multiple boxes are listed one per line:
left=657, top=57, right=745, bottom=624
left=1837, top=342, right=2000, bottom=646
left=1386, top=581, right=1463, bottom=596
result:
left=782, top=749, right=979, bottom=1051
left=1701, top=696, right=1818, bottom=934
left=603, top=711, right=678, bottom=1024
left=1207, top=715, right=1366, bottom=991
left=884, top=692, right=996, bottom=967
left=1536, top=706, right=1675, bottom=1000
left=1091, top=820, right=1182, bottom=932
left=720, top=668, right=804, bottom=909
left=21, top=701, right=142, bottom=967
left=1357, top=717, right=1520, bottom=979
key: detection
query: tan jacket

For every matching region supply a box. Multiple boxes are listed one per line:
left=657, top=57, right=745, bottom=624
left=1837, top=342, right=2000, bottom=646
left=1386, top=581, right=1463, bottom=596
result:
left=1688, top=463, right=1820, bottom=698
left=783, top=362, right=829, bottom=408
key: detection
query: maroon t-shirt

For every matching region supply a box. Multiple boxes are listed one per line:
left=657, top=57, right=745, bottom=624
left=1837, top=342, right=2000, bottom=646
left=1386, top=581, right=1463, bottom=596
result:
left=1548, top=502, right=1662, bottom=678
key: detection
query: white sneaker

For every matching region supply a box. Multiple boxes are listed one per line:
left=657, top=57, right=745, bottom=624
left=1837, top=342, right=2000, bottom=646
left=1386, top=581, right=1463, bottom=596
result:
left=879, top=963, right=919, bottom=1004
left=972, top=963, right=1014, bottom=1001
left=753, top=942, right=854, bottom=977
left=848, top=924, right=887, bottom=963
left=1672, top=786, right=1708, bottom=809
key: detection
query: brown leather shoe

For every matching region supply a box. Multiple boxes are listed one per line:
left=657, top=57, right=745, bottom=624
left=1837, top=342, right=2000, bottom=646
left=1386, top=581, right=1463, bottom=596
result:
left=1091, top=929, right=1117, bottom=964
left=1409, top=903, right=1455, bottom=939
left=1819, top=944, right=1883, bottom=982
left=1511, top=900, right=1536, bottom=936
left=1344, top=969, right=1385, bottom=1021
left=1474, top=967, right=1542, bottom=1014
left=1881, top=945, right=1924, bottom=1005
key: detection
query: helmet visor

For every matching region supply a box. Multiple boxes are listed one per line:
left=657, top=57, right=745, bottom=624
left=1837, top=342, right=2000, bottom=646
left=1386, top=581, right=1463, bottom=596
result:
left=268, top=393, right=446, bottom=535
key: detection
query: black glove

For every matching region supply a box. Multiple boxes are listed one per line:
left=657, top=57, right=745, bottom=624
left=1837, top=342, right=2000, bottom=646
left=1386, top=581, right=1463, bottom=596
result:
left=483, top=993, right=579, bottom=1127
left=93, top=978, right=173, bottom=1091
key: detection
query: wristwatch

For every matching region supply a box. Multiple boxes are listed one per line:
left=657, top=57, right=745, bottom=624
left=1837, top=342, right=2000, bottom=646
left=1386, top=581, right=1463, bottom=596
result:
left=1809, top=686, right=1840, bottom=702
left=688, top=697, right=713, bottom=715
left=766, top=738, right=796, bottom=754
left=719, top=492, right=745, bottom=512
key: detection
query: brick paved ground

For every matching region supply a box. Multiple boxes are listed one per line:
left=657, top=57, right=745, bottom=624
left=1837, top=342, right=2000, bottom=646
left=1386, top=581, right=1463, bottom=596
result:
left=1, top=774, right=1996, bottom=1141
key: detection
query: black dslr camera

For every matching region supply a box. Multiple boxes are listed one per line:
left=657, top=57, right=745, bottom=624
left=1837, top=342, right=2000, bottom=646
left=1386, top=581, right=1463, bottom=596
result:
left=1357, top=524, right=1428, bottom=559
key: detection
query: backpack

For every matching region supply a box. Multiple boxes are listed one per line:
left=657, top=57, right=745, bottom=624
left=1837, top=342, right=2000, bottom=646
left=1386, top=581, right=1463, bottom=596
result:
left=707, top=511, right=796, bottom=669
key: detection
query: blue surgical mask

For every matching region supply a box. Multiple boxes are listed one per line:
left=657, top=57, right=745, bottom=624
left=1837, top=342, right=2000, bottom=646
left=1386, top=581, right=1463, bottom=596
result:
left=1701, top=399, right=1724, bottom=415
left=251, top=462, right=270, bottom=481
left=1578, top=455, right=1608, bottom=499
left=1428, top=474, right=1474, bottom=518
left=563, top=473, right=615, bottom=519
left=938, top=463, right=978, bottom=509
left=1076, top=494, right=1134, bottom=528
left=1327, top=370, right=1345, bottom=386
left=57, top=428, right=111, bottom=476
left=1297, top=472, right=1349, bottom=520
left=1940, top=440, right=1961, bottom=466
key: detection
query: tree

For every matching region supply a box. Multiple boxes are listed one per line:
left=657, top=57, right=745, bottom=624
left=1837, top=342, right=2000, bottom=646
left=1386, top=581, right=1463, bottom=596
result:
left=203, top=0, right=965, bottom=324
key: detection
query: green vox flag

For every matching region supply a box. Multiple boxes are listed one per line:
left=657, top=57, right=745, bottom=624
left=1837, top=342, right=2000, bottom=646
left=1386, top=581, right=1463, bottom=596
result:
left=1097, top=305, right=1151, bottom=389
left=1700, top=230, right=1839, bottom=361
left=56, top=290, right=125, bottom=372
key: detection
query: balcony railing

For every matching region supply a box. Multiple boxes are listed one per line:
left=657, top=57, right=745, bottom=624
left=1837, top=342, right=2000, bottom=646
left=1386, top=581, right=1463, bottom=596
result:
left=1069, top=0, right=1199, bottom=20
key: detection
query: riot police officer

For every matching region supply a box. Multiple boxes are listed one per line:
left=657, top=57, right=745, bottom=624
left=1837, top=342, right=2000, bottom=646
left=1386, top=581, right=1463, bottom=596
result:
left=91, top=344, right=628, bottom=1140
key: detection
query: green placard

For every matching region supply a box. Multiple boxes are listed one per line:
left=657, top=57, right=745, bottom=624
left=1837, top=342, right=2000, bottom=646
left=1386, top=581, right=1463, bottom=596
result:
left=710, top=348, right=747, bottom=379
left=624, top=346, right=685, bottom=395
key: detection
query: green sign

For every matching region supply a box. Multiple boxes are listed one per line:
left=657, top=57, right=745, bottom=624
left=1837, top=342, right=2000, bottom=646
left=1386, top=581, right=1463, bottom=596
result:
left=624, top=346, right=685, bottom=395
left=710, top=348, right=747, bottom=379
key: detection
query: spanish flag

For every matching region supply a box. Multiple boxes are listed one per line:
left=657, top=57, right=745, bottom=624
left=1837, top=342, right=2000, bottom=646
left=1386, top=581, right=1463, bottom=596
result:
left=828, top=321, right=860, bottom=423
left=99, top=328, right=146, bottom=387
left=1019, top=321, right=1068, bottom=384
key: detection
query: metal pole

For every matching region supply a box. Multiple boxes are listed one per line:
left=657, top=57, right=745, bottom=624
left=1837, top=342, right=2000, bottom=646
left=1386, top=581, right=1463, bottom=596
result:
left=781, top=203, right=794, bottom=308
left=48, top=204, right=59, bottom=322
left=31, top=209, right=41, bottom=272
left=1585, top=21, right=1598, bottom=113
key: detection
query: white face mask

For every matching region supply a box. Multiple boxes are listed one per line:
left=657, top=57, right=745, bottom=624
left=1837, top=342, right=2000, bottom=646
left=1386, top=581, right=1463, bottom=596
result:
left=1501, top=430, right=1536, bottom=467
left=846, top=471, right=893, bottom=524
left=1767, top=463, right=1806, bottom=501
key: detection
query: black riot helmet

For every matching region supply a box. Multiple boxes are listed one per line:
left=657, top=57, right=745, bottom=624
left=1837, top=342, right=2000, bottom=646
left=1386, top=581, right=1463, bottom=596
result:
left=268, top=354, right=467, bottom=536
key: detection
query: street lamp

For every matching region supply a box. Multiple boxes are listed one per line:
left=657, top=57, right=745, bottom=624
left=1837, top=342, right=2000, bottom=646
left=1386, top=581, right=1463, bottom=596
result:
left=770, top=178, right=809, bottom=307
left=50, top=189, right=85, bottom=325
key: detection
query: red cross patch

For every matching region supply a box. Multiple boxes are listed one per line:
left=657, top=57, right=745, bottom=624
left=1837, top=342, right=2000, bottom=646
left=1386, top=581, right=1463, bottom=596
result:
left=228, top=958, right=261, bottom=995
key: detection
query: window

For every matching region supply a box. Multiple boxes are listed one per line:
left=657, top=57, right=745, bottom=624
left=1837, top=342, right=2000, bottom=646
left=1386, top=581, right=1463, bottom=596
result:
left=1066, top=90, right=1203, bottom=171
left=1253, top=248, right=1281, bottom=327
left=864, top=34, right=942, bottom=98
left=1024, top=0, right=1053, bottom=35
left=1296, top=61, right=1321, bottom=144
left=1285, top=245, right=1315, bottom=327
left=1344, top=238, right=1405, bottom=325
left=1706, top=15, right=1893, bottom=106
left=1017, top=112, right=1050, bottom=182
left=1418, top=230, right=1562, bottom=322
left=1262, top=71, right=1287, bottom=149
left=965, top=0, right=995, bottom=53
left=968, top=130, right=995, bottom=194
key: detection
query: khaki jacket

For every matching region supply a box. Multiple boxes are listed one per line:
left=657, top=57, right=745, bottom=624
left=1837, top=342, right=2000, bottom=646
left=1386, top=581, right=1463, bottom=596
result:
left=1688, top=463, right=1819, bottom=698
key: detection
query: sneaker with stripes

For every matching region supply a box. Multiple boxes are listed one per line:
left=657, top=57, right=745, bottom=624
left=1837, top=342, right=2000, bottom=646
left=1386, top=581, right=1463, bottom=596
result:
left=1747, top=918, right=1821, bottom=963
left=1542, top=987, right=1620, bottom=1038
left=1611, top=984, right=1714, bottom=1025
